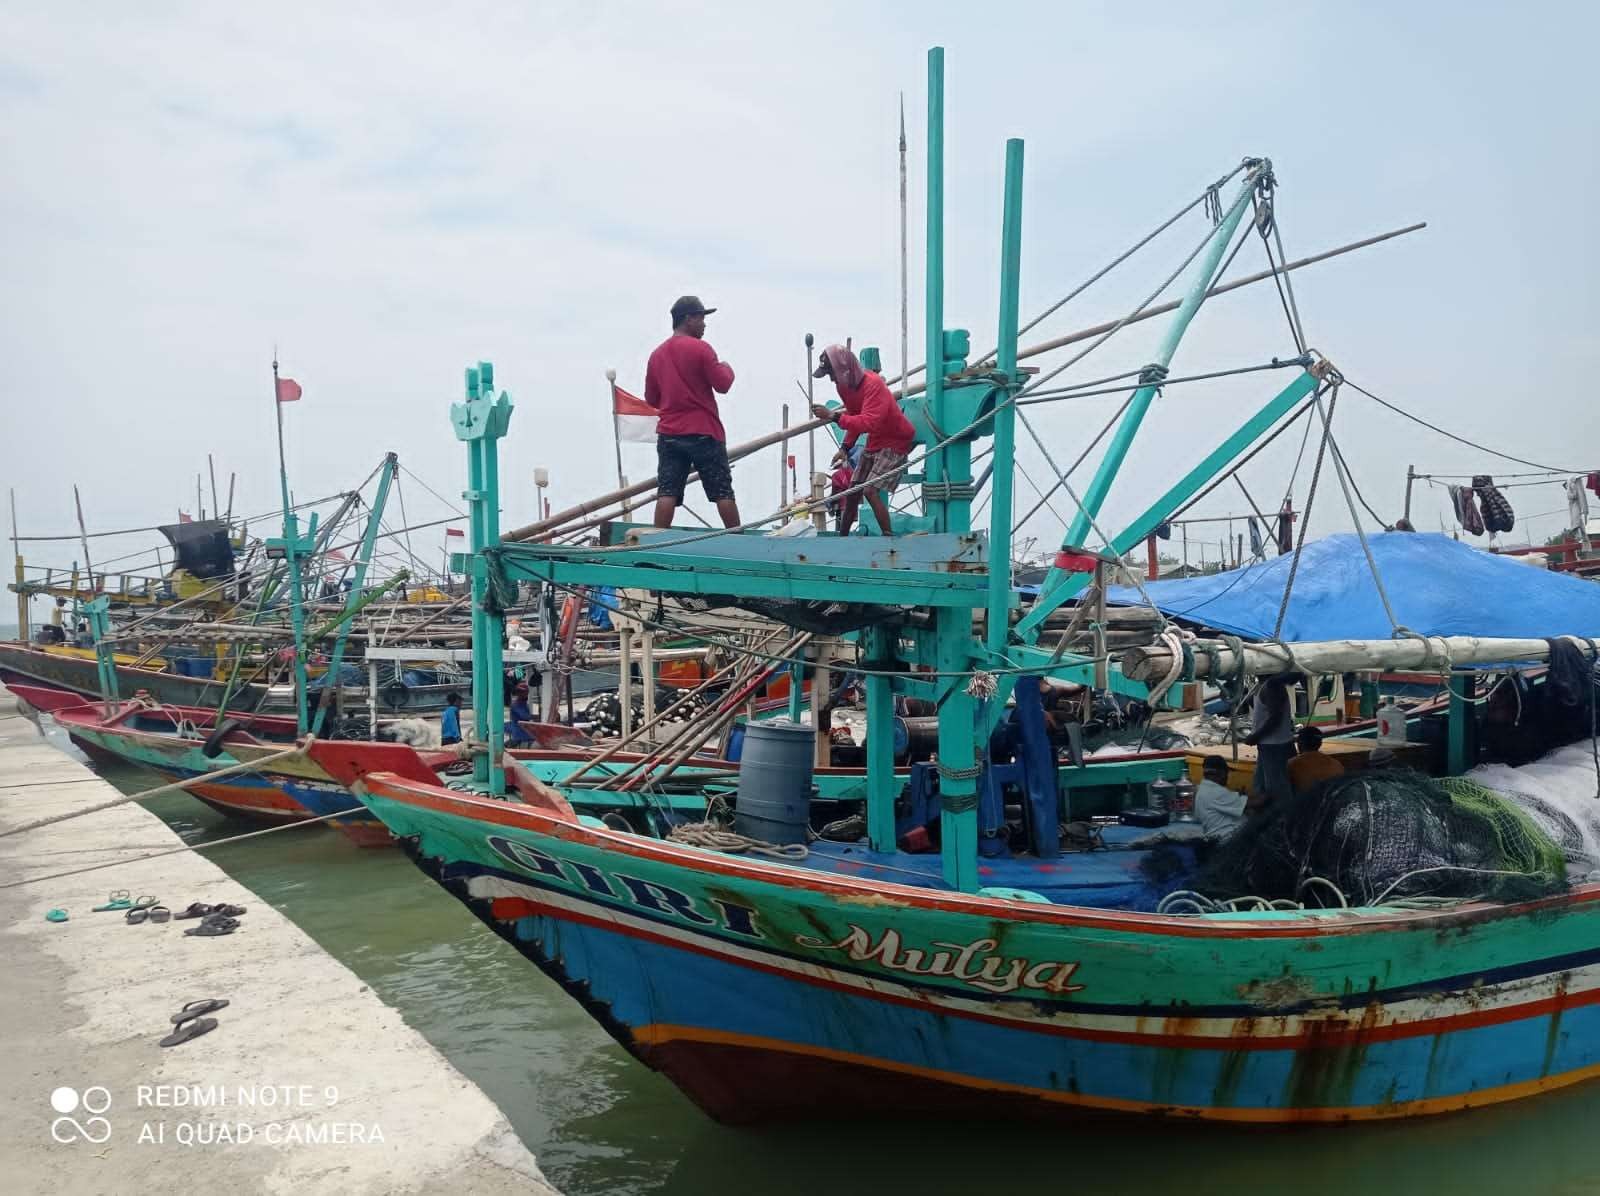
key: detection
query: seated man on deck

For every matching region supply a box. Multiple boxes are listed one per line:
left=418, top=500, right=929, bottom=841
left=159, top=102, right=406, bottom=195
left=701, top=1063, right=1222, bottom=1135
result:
left=440, top=691, right=463, bottom=746
left=504, top=683, right=534, bottom=748
left=1287, top=724, right=1344, bottom=793
left=811, top=344, right=915, bottom=535
left=1195, top=755, right=1247, bottom=839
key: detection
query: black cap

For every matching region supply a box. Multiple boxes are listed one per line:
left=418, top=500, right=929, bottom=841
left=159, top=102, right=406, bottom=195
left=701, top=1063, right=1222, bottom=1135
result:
left=671, top=295, right=717, bottom=324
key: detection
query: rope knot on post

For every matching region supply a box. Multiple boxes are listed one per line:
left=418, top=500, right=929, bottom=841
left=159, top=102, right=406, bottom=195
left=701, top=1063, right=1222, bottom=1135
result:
left=964, top=670, right=998, bottom=701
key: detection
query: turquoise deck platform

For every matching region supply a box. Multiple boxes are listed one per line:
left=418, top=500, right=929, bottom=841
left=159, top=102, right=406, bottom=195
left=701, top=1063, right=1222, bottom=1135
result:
left=493, top=528, right=990, bottom=609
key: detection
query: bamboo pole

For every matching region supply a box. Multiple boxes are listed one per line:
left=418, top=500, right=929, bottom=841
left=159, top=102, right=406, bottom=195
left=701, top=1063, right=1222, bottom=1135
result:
left=72, top=485, right=95, bottom=595
left=10, top=488, right=26, bottom=638
left=565, top=630, right=778, bottom=784
left=1120, top=634, right=1593, bottom=683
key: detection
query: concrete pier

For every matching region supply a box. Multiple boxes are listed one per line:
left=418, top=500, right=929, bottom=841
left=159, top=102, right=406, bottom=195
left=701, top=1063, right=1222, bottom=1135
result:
left=0, top=685, right=559, bottom=1194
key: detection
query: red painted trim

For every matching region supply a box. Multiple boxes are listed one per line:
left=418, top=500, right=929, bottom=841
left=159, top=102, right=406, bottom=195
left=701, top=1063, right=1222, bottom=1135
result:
left=366, top=770, right=1600, bottom=942
left=1053, top=551, right=1100, bottom=573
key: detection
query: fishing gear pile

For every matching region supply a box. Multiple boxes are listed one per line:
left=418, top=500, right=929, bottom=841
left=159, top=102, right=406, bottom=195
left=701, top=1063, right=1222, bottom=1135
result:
left=1198, top=770, right=1567, bottom=906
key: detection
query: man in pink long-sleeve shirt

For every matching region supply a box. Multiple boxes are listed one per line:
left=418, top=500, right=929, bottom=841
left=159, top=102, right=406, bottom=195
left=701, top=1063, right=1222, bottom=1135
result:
left=811, top=344, right=915, bottom=534
left=644, top=295, right=741, bottom=529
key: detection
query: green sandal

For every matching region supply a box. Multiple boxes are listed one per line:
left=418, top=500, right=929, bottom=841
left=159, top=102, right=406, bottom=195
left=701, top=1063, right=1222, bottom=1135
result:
left=92, top=889, right=132, bottom=912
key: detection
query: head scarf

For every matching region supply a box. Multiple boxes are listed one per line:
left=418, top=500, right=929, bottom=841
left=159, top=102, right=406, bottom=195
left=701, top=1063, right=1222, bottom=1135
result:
left=820, top=344, right=866, bottom=391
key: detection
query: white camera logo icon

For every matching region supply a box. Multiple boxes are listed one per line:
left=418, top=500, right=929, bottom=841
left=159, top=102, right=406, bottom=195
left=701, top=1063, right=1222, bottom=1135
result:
left=49, top=1086, right=112, bottom=1144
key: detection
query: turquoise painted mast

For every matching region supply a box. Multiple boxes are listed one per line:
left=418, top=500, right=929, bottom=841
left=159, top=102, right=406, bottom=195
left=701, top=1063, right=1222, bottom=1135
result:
left=268, top=356, right=316, bottom=735
left=453, top=362, right=514, bottom=796
left=309, top=452, right=399, bottom=737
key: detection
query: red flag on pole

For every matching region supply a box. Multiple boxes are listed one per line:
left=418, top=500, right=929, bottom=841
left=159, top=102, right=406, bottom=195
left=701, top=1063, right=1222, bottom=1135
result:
left=446, top=527, right=465, bottom=539
left=611, top=384, right=658, bottom=442
left=178, top=511, right=193, bottom=524
left=275, top=377, right=303, bottom=403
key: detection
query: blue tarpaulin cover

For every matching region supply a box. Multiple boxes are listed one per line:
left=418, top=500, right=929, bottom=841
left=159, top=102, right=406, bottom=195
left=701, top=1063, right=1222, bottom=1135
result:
left=1103, top=532, right=1600, bottom=642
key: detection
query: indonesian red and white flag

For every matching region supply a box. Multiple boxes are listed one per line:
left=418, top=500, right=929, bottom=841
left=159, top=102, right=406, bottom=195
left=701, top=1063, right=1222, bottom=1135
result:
left=612, top=383, right=658, bottom=443
left=446, top=527, right=465, bottom=539
left=276, top=377, right=303, bottom=403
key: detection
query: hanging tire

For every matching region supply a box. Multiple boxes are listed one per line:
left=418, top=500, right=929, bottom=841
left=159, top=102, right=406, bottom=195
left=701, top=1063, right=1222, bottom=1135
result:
left=381, top=680, right=410, bottom=711
left=201, top=718, right=246, bottom=759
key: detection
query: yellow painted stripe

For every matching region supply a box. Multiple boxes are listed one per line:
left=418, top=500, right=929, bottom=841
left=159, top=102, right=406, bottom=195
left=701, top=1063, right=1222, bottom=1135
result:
left=633, top=1023, right=1600, bottom=1123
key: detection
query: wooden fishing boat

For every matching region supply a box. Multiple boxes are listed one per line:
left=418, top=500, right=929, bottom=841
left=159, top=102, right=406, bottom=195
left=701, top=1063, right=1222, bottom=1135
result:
left=34, top=689, right=409, bottom=845
left=0, top=640, right=465, bottom=716
left=307, top=746, right=1600, bottom=1123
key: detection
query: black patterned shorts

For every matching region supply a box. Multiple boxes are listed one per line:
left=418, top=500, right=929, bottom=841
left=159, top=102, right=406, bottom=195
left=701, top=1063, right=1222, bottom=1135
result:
left=657, top=434, right=735, bottom=503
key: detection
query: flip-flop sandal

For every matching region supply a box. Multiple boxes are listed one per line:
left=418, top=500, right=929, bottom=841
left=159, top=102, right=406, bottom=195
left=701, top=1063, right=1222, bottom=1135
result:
left=171, top=999, right=230, bottom=1024
left=126, top=907, right=150, bottom=925
left=45, top=909, right=68, bottom=923
left=210, top=904, right=247, bottom=918
left=158, top=1016, right=217, bottom=1048
left=183, top=921, right=236, bottom=937
left=148, top=905, right=172, bottom=924
left=200, top=911, right=242, bottom=927
left=93, top=889, right=132, bottom=912
left=173, top=903, right=215, bottom=921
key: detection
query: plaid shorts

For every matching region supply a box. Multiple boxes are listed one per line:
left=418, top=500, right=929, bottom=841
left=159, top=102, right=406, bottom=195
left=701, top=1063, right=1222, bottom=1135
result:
left=851, top=447, right=909, bottom=491
left=657, top=434, right=735, bottom=503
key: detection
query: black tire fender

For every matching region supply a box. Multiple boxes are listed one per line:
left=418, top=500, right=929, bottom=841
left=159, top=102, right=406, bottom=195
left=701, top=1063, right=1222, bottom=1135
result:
left=201, top=718, right=246, bottom=759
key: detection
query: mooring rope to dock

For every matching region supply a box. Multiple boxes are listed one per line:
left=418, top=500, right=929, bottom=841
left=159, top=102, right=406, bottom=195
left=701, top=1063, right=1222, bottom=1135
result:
left=0, top=799, right=367, bottom=890
left=0, top=740, right=311, bottom=840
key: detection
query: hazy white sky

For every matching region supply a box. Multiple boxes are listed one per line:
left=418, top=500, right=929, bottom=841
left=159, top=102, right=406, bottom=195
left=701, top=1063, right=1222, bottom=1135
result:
left=3, top=1, right=1596, bottom=596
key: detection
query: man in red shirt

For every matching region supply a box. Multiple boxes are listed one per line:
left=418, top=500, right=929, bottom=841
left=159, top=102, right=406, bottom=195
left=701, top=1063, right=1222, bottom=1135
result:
left=811, top=344, right=916, bottom=535
left=644, top=296, right=740, bottom=529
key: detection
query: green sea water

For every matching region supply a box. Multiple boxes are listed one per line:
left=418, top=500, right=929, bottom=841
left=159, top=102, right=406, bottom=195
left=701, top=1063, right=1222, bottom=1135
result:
left=56, top=735, right=1600, bottom=1196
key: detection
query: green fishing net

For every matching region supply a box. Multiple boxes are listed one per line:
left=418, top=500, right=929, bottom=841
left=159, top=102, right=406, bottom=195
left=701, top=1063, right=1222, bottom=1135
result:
left=1438, top=777, right=1568, bottom=885
left=1198, top=770, right=1568, bottom=908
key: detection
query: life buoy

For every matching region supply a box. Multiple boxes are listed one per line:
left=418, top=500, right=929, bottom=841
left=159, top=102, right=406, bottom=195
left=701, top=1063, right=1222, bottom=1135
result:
left=201, top=718, right=246, bottom=759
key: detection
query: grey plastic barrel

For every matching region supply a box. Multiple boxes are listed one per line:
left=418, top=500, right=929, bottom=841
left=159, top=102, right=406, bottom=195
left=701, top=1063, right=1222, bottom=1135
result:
left=734, top=719, right=816, bottom=846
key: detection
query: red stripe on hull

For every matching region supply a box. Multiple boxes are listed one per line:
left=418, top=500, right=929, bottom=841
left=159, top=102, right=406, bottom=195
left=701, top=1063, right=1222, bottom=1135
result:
left=333, top=820, right=395, bottom=848
left=156, top=774, right=317, bottom=825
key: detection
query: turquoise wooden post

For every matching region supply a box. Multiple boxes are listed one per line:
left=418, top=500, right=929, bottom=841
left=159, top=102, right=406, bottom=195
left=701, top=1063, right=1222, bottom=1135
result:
left=1447, top=672, right=1477, bottom=774
left=922, top=47, right=947, bottom=508
left=1018, top=163, right=1267, bottom=639
left=919, top=46, right=981, bottom=891
left=453, top=362, right=515, bottom=796
left=311, top=453, right=398, bottom=737
left=786, top=660, right=805, bottom=723
left=863, top=625, right=897, bottom=853
left=985, top=137, right=1025, bottom=658
left=84, top=595, right=118, bottom=709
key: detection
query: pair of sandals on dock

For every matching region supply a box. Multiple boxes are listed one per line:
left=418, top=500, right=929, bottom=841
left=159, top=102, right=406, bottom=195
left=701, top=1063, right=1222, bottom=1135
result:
left=159, top=997, right=230, bottom=1048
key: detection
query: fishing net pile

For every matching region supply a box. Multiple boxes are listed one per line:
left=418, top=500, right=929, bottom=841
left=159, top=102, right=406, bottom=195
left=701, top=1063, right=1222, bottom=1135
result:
left=1467, top=742, right=1600, bottom=876
left=1198, top=770, right=1568, bottom=907
left=580, top=689, right=712, bottom=736
left=673, top=593, right=902, bottom=636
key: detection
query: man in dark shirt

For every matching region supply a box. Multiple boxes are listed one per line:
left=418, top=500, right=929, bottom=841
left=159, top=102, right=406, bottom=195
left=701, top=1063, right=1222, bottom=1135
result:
left=644, top=296, right=740, bottom=529
left=1242, top=675, right=1296, bottom=813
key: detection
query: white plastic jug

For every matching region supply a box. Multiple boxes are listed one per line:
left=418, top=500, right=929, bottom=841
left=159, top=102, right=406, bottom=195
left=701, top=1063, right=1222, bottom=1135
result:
left=1376, top=701, right=1407, bottom=746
